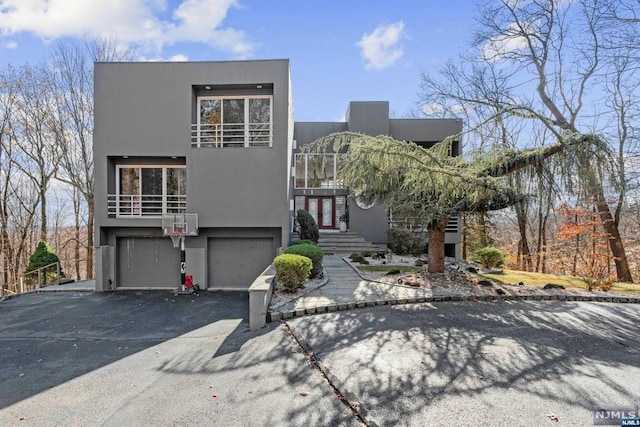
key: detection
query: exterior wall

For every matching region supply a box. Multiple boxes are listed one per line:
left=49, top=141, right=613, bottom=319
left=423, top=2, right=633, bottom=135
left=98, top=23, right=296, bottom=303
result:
left=94, top=60, right=292, bottom=290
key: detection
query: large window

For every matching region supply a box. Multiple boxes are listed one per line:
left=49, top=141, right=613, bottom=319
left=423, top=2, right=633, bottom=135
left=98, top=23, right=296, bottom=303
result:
left=111, top=166, right=186, bottom=217
left=295, top=153, right=343, bottom=189
left=193, top=96, right=272, bottom=148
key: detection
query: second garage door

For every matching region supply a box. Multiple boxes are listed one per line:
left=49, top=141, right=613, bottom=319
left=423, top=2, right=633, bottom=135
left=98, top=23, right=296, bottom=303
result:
left=208, top=238, right=274, bottom=290
left=117, top=237, right=180, bottom=288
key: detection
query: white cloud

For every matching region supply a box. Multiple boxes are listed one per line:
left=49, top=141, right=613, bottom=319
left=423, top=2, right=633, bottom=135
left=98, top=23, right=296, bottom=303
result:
left=481, top=21, right=533, bottom=62
left=0, top=0, right=253, bottom=57
left=3, top=40, right=17, bottom=49
left=422, top=102, right=471, bottom=117
left=356, top=21, right=404, bottom=70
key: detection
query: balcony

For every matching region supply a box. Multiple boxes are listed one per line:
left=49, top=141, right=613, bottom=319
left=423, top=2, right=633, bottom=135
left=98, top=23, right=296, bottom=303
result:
left=389, top=216, right=460, bottom=234
left=108, top=195, right=186, bottom=218
left=191, top=123, right=272, bottom=148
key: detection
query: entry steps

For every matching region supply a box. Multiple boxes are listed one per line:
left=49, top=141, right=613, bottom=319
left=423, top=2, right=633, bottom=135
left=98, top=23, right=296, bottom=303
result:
left=316, top=231, right=385, bottom=255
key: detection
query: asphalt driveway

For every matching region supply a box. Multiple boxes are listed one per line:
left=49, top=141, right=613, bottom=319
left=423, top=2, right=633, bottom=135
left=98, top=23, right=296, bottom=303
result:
left=0, top=291, right=356, bottom=426
left=2, top=292, right=640, bottom=426
left=288, top=300, right=640, bottom=426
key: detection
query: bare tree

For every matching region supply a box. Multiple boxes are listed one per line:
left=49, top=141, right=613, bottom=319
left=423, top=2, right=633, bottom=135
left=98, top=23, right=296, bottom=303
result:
left=420, top=0, right=638, bottom=282
left=50, top=37, right=135, bottom=279
left=9, top=63, right=62, bottom=243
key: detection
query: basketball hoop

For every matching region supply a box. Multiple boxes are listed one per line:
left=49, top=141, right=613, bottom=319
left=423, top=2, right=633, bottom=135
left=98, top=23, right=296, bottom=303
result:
left=168, top=231, right=183, bottom=248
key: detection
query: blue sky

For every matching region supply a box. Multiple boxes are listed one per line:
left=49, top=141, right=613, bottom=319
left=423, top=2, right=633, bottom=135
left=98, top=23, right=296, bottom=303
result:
left=0, top=0, right=477, bottom=121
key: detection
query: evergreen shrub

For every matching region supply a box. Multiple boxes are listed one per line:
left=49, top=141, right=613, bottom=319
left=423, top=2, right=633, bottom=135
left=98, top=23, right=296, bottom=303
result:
left=285, top=243, right=324, bottom=278
left=296, top=209, right=319, bottom=243
left=385, top=227, right=424, bottom=256
left=470, top=247, right=505, bottom=268
left=290, top=239, right=317, bottom=246
left=26, top=241, right=65, bottom=284
left=274, top=254, right=312, bottom=292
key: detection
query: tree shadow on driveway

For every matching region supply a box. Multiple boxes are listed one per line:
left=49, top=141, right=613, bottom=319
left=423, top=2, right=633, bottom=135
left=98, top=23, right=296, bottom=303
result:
left=286, top=301, right=640, bottom=426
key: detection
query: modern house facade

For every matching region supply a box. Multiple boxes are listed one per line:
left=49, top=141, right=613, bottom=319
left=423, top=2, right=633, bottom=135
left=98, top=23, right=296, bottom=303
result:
left=293, top=101, right=462, bottom=257
left=94, top=60, right=293, bottom=291
left=93, top=60, right=462, bottom=292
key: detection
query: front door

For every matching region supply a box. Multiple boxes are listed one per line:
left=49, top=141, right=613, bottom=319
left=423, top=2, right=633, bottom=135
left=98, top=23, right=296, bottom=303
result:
left=306, top=197, right=334, bottom=229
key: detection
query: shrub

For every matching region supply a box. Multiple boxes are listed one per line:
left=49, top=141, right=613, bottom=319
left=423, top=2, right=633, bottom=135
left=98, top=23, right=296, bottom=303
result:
left=290, top=239, right=317, bottom=246
left=297, top=209, right=319, bottom=243
left=274, top=254, right=312, bottom=292
left=470, top=247, right=505, bottom=269
left=285, top=243, right=324, bottom=278
left=349, top=253, right=365, bottom=262
left=26, top=241, right=66, bottom=284
left=385, top=227, right=424, bottom=256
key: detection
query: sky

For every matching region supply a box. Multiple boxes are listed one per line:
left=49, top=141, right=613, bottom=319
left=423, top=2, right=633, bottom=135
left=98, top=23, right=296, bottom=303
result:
left=0, top=0, right=478, bottom=121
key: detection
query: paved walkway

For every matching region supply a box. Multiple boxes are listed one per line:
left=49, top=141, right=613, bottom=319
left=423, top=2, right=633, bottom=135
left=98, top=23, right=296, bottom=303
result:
left=269, top=254, right=433, bottom=321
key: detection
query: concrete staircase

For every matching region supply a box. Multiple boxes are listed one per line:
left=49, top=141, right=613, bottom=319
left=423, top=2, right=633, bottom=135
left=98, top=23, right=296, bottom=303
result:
left=316, top=231, right=385, bottom=254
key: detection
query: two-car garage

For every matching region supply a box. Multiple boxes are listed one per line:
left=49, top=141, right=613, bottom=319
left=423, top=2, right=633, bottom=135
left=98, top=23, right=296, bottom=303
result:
left=114, top=230, right=279, bottom=291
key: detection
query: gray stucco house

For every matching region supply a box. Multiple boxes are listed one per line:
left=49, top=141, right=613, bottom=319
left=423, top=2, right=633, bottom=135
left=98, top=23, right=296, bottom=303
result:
left=293, top=101, right=462, bottom=257
left=93, top=59, right=461, bottom=292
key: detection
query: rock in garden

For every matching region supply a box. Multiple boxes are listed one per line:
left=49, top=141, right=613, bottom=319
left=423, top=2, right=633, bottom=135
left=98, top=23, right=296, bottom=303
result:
left=543, top=283, right=565, bottom=290
left=478, top=280, right=493, bottom=287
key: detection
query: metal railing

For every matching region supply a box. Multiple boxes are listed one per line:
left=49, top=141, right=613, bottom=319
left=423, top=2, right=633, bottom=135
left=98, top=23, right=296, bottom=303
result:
left=389, top=216, right=460, bottom=233
left=108, top=194, right=186, bottom=217
left=22, top=262, right=62, bottom=292
left=190, top=122, right=272, bottom=148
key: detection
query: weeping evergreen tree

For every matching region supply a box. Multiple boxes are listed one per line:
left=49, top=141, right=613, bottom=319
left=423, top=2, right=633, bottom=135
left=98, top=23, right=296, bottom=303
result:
left=306, top=131, right=614, bottom=273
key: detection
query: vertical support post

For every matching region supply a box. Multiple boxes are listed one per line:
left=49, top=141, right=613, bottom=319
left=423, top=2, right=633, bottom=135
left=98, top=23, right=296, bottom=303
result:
left=180, top=236, right=186, bottom=291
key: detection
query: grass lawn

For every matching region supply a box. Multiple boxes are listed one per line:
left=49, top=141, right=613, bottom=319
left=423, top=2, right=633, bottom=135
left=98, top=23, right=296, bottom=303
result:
left=483, top=269, right=640, bottom=296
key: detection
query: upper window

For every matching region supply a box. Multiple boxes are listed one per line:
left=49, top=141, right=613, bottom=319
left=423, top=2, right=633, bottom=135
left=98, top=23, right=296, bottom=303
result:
left=192, top=96, right=272, bottom=148
left=295, top=154, right=343, bottom=189
left=109, top=165, right=186, bottom=217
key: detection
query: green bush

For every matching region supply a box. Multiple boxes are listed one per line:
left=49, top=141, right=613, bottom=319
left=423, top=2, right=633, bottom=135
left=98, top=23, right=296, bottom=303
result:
left=297, top=209, right=319, bottom=243
left=290, top=239, right=317, bottom=246
left=285, top=243, right=324, bottom=278
left=385, top=227, right=425, bottom=256
left=25, top=241, right=65, bottom=284
left=274, top=254, right=312, bottom=292
left=470, top=247, right=505, bottom=268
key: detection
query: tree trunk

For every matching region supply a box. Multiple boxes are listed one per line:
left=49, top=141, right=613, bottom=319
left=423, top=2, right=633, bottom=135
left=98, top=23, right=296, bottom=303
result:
left=428, top=218, right=448, bottom=273
left=593, top=192, right=634, bottom=282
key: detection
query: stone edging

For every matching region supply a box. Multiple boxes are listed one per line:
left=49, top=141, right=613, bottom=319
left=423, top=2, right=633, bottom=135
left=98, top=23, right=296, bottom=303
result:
left=268, top=293, right=640, bottom=322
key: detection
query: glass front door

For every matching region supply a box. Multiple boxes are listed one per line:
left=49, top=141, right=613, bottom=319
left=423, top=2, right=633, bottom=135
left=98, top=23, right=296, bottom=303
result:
left=306, top=197, right=334, bottom=229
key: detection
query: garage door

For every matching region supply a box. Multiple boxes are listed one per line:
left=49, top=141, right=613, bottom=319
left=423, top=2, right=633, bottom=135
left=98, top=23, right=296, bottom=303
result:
left=208, top=238, right=274, bottom=290
left=117, top=237, right=180, bottom=288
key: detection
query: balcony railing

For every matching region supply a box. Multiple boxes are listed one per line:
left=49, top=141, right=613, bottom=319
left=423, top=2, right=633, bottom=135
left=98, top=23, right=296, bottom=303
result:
left=389, top=216, right=460, bottom=233
left=108, top=194, right=186, bottom=217
left=191, top=123, right=272, bottom=148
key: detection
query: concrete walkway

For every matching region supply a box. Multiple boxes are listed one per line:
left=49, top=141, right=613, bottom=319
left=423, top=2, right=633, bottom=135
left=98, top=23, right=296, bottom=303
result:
left=270, top=254, right=433, bottom=321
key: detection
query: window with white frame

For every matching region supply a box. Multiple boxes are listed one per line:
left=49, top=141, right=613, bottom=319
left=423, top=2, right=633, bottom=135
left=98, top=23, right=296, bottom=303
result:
left=295, top=153, right=343, bottom=188
left=111, top=165, right=186, bottom=217
left=192, top=96, right=272, bottom=148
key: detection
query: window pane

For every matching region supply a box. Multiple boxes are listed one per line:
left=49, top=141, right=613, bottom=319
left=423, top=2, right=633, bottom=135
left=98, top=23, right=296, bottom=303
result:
left=166, top=168, right=186, bottom=195
left=200, top=99, right=221, bottom=124
left=118, top=168, right=139, bottom=215
left=199, top=99, right=221, bottom=145
left=223, top=99, right=244, bottom=142
left=249, top=98, right=270, bottom=124
left=249, top=98, right=271, bottom=144
left=119, top=168, right=139, bottom=194
left=141, top=168, right=163, bottom=214
left=295, top=154, right=306, bottom=188
left=166, top=168, right=186, bottom=213
left=306, top=154, right=335, bottom=188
